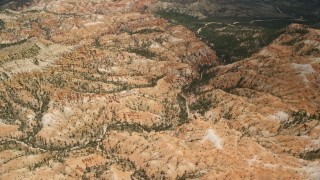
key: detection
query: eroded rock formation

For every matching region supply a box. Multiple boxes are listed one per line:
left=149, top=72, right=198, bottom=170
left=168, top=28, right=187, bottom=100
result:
left=0, top=0, right=319, bottom=179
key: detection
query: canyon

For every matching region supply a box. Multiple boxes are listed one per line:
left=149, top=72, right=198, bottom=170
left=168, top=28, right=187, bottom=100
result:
left=0, top=0, right=319, bottom=179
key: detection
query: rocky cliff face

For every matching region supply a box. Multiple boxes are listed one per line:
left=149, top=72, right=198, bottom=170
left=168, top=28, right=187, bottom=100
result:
left=0, top=0, right=319, bottom=179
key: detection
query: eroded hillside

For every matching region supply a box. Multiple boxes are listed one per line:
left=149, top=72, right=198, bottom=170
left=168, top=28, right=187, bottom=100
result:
left=0, top=0, right=320, bottom=179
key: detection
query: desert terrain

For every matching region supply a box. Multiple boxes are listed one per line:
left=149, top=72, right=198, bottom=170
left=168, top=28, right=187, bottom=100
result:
left=0, top=0, right=319, bottom=179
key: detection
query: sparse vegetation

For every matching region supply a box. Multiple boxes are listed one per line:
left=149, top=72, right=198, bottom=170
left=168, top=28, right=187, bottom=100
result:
left=190, top=96, right=213, bottom=115
left=0, top=38, right=28, bottom=51
left=0, top=19, right=4, bottom=30
left=131, top=28, right=164, bottom=35
left=300, top=148, right=320, bottom=160
left=183, top=65, right=216, bottom=94
left=94, top=37, right=101, bottom=48
left=131, top=169, right=151, bottom=180
left=176, top=170, right=204, bottom=180
left=278, top=110, right=319, bottom=133
left=127, top=47, right=157, bottom=59
left=1, top=0, right=320, bottom=179
left=177, top=93, right=188, bottom=125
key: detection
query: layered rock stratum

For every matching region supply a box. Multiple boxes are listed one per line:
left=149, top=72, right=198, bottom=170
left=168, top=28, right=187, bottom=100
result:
left=0, top=0, right=319, bottom=179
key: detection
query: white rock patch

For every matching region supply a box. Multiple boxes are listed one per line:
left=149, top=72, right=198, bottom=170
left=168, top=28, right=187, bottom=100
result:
left=291, top=63, right=315, bottom=84
left=247, top=155, right=259, bottom=166
left=202, top=129, right=223, bottom=149
left=269, top=111, right=289, bottom=121
left=304, top=162, right=320, bottom=180
left=63, top=106, right=73, bottom=116
left=84, top=21, right=103, bottom=27
left=41, top=113, right=56, bottom=127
